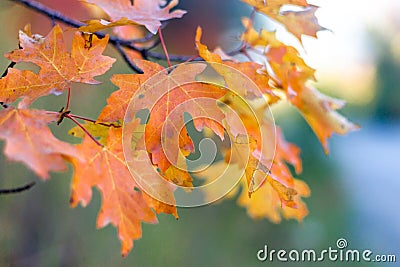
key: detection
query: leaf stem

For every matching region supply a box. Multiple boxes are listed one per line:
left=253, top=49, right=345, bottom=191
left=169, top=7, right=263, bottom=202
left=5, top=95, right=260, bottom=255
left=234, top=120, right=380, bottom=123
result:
left=158, top=27, right=172, bottom=68
left=65, top=87, right=71, bottom=111
left=69, top=114, right=121, bottom=128
left=65, top=114, right=103, bottom=147
left=47, top=111, right=120, bottom=128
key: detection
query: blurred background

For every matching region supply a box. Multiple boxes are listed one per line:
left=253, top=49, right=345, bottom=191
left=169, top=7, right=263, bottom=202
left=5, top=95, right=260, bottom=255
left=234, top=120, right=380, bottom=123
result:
left=0, top=0, right=399, bottom=266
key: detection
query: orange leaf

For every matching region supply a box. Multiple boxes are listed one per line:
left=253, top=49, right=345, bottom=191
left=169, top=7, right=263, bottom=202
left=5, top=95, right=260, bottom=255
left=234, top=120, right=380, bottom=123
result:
left=241, top=0, right=325, bottom=42
left=98, top=60, right=165, bottom=122
left=238, top=176, right=309, bottom=222
left=82, top=0, right=186, bottom=34
left=290, top=84, right=360, bottom=153
left=79, top=18, right=138, bottom=33
left=276, top=6, right=326, bottom=41
left=109, top=63, right=227, bottom=178
left=0, top=107, right=81, bottom=179
left=1, top=25, right=115, bottom=107
left=71, top=126, right=176, bottom=256
left=196, top=27, right=279, bottom=103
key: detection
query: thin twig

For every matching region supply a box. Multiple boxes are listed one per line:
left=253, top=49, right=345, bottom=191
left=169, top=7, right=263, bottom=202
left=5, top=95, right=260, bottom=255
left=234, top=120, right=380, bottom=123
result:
left=65, top=88, right=71, bottom=111
left=124, top=22, right=168, bottom=43
left=158, top=27, right=171, bottom=67
left=47, top=111, right=120, bottom=128
left=0, top=182, right=35, bottom=195
left=69, top=114, right=121, bottom=128
left=114, top=42, right=144, bottom=74
left=242, top=49, right=255, bottom=62
left=65, top=114, right=103, bottom=147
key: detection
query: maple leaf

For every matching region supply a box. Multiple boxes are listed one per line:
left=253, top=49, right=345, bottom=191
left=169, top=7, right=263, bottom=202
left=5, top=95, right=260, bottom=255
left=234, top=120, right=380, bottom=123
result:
left=196, top=129, right=309, bottom=223
left=240, top=17, right=315, bottom=89
left=290, top=84, right=360, bottom=153
left=277, top=6, right=326, bottom=41
left=0, top=25, right=115, bottom=107
left=105, top=62, right=227, bottom=185
left=69, top=121, right=119, bottom=145
left=79, top=18, right=139, bottom=33
left=233, top=122, right=308, bottom=221
left=82, top=0, right=186, bottom=34
left=241, top=0, right=325, bottom=42
left=237, top=176, right=309, bottom=222
left=71, top=126, right=176, bottom=256
left=98, top=60, right=165, bottom=122
left=239, top=18, right=357, bottom=153
left=195, top=27, right=279, bottom=103
left=0, top=107, right=81, bottom=179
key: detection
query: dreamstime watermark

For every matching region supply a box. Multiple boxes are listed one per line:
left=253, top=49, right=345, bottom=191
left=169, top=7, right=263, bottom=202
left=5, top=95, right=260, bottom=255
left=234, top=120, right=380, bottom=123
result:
left=257, top=238, right=397, bottom=263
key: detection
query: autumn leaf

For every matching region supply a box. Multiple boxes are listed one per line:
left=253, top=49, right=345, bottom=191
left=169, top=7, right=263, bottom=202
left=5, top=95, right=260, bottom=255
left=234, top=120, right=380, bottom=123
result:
left=79, top=18, right=139, bottom=33
left=237, top=177, right=309, bottom=222
left=71, top=126, right=176, bottom=256
left=82, top=0, right=186, bottom=34
left=195, top=27, right=279, bottom=103
left=0, top=25, right=115, bottom=107
left=69, top=121, right=119, bottom=145
left=235, top=123, right=308, bottom=221
left=108, top=63, right=227, bottom=182
left=241, top=0, right=325, bottom=42
left=240, top=17, right=315, bottom=90
left=0, top=107, right=81, bottom=179
left=98, top=60, right=165, bottom=122
left=290, top=84, right=360, bottom=153
left=277, top=6, right=326, bottom=41
left=0, top=0, right=361, bottom=257
left=239, top=18, right=357, bottom=153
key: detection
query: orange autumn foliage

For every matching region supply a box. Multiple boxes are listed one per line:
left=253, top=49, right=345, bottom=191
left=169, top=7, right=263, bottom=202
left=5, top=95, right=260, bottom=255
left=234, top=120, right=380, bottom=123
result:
left=0, top=0, right=358, bottom=256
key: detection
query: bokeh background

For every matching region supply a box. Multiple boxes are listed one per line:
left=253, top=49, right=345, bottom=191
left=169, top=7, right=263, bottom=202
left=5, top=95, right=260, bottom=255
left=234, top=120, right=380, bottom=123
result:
left=0, top=0, right=399, bottom=266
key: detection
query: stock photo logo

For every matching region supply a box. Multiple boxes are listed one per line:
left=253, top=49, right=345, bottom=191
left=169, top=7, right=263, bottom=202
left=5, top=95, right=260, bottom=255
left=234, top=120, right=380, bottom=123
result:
left=257, top=238, right=397, bottom=263
left=122, top=62, right=278, bottom=207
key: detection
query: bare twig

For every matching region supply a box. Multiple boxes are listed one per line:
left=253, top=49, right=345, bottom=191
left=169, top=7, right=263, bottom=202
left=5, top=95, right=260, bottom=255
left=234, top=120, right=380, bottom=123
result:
left=69, top=114, right=121, bottom=128
left=114, top=42, right=144, bottom=74
left=0, top=182, right=35, bottom=195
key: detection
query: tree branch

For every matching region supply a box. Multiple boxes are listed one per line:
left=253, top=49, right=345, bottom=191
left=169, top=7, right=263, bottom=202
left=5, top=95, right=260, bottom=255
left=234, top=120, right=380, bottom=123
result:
left=114, top=42, right=144, bottom=74
left=10, top=0, right=246, bottom=66
left=0, top=181, right=35, bottom=195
